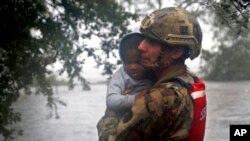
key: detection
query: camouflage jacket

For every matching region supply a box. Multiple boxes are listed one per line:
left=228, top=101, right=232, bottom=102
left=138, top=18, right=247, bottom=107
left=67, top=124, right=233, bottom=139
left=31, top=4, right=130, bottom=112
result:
left=115, top=64, right=195, bottom=141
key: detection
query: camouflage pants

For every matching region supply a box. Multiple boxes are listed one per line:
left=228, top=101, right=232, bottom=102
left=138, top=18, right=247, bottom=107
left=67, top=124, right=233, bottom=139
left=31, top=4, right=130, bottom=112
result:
left=97, top=108, right=119, bottom=141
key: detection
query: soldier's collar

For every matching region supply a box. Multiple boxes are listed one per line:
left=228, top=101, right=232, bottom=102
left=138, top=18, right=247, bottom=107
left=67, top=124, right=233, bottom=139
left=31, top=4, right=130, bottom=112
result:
left=154, top=63, right=187, bottom=86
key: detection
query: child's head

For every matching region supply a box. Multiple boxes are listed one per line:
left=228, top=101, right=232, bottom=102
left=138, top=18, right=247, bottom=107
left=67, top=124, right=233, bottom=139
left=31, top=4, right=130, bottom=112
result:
left=119, top=33, right=145, bottom=80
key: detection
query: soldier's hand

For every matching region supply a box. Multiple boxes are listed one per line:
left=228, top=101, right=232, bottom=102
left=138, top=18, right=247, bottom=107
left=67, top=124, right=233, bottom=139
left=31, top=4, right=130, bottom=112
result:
left=117, top=89, right=164, bottom=132
left=117, top=93, right=150, bottom=135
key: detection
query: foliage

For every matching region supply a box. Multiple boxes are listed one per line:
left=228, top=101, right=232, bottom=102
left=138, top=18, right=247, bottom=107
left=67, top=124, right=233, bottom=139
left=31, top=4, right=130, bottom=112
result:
left=201, top=37, right=250, bottom=81
left=0, top=0, right=137, bottom=140
left=175, top=0, right=250, bottom=80
left=199, top=0, right=250, bottom=80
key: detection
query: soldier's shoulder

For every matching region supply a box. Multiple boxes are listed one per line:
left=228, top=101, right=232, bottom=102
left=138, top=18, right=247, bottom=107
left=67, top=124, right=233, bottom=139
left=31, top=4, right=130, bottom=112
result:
left=160, top=76, right=193, bottom=90
left=152, top=80, right=191, bottom=99
left=155, top=80, right=186, bottom=90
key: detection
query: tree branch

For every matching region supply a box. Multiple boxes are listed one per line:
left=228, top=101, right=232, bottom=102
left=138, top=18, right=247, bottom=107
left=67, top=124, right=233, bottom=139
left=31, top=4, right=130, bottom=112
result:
left=230, top=0, right=248, bottom=20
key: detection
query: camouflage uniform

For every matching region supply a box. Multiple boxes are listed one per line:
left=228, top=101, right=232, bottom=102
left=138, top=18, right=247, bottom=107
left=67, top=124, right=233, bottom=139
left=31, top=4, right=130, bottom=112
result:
left=116, top=64, right=195, bottom=141
left=97, top=108, right=119, bottom=141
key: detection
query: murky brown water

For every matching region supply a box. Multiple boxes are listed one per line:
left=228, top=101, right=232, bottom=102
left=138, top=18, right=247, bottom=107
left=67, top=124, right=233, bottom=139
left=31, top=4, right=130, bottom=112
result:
left=205, top=81, right=250, bottom=141
left=2, top=81, right=250, bottom=141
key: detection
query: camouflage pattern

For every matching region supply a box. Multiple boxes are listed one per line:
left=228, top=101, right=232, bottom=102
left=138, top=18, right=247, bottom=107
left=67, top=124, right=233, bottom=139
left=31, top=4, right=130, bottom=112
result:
left=140, top=7, right=202, bottom=60
left=97, top=108, right=119, bottom=141
left=115, top=64, right=194, bottom=141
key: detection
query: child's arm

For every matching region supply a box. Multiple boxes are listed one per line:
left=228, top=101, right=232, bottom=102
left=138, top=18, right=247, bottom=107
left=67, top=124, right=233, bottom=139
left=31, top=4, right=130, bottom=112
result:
left=106, top=67, right=136, bottom=112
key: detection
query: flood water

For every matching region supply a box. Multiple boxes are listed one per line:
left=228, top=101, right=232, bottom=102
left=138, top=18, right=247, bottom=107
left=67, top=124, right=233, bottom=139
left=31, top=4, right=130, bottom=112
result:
left=3, top=81, right=250, bottom=141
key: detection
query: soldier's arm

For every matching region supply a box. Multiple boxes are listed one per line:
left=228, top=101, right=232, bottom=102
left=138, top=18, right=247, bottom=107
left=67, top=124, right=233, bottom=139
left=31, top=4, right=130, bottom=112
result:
left=116, top=82, right=194, bottom=141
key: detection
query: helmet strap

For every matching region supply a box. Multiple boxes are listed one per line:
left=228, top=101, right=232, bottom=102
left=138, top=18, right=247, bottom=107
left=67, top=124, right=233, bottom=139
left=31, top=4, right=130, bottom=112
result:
left=159, top=58, right=184, bottom=68
left=155, top=46, right=166, bottom=67
left=156, top=46, right=185, bottom=68
left=146, top=44, right=185, bottom=70
left=144, top=46, right=166, bottom=71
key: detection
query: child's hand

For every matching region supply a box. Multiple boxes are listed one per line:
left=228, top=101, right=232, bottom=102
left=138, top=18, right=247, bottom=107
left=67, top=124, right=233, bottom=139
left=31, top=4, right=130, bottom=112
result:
left=122, top=87, right=134, bottom=95
left=135, top=89, right=148, bottom=100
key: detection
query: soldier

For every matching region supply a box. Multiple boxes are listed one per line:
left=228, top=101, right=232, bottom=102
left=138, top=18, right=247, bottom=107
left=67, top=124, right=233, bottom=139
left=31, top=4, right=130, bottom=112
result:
left=116, top=7, right=207, bottom=141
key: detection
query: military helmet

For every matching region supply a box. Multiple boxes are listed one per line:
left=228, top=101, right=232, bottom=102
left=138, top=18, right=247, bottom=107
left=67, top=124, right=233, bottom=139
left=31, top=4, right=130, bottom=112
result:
left=140, top=7, right=202, bottom=60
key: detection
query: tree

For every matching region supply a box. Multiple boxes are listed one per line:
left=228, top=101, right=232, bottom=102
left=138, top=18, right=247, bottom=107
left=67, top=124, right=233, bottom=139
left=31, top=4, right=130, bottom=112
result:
left=199, top=0, right=250, bottom=80
left=174, top=0, right=250, bottom=80
left=0, top=0, right=138, bottom=140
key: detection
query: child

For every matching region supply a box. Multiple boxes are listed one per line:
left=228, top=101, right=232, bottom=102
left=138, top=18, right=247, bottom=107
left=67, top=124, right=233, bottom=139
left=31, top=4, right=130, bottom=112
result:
left=97, top=32, right=155, bottom=141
